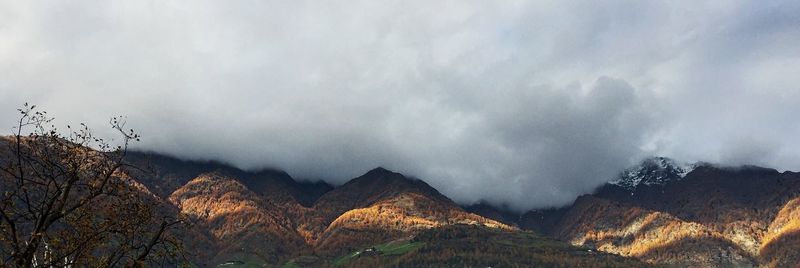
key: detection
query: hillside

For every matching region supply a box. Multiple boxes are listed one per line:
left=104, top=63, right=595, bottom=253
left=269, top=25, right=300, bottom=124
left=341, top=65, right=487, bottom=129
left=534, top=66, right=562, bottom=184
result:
left=471, top=158, right=800, bottom=267
left=307, top=168, right=512, bottom=255
left=148, top=154, right=800, bottom=267
left=123, top=153, right=513, bottom=266
left=7, top=144, right=798, bottom=267
left=293, top=224, right=646, bottom=267
left=168, top=172, right=310, bottom=265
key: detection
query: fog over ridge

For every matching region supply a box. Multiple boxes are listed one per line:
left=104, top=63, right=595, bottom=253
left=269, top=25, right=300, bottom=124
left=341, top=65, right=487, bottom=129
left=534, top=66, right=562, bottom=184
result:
left=1, top=1, right=799, bottom=211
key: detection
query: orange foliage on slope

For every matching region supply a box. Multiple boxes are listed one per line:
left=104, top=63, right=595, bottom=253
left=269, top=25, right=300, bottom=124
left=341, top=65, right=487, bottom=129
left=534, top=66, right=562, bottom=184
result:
left=314, top=192, right=512, bottom=254
left=169, top=172, right=308, bottom=264
left=164, top=168, right=511, bottom=264
left=294, top=168, right=510, bottom=252
left=553, top=196, right=755, bottom=267
left=760, top=197, right=800, bottom=267
left=557, top=167, right=800, bottom=267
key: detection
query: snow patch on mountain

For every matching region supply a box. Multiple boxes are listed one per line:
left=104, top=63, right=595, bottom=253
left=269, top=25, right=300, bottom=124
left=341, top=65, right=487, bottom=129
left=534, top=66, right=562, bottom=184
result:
left=609, top=157, right=694, bottom=190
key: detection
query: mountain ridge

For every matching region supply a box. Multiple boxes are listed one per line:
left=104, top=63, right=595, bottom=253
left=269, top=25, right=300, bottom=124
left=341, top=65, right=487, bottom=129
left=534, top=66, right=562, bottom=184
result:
left=121, top=151, right=524, bottom=266
left=469, top=157, right=800, bottom=267
left=122, top=150, right=800, bottom=266
left=609, top=157, right=693, bottom=190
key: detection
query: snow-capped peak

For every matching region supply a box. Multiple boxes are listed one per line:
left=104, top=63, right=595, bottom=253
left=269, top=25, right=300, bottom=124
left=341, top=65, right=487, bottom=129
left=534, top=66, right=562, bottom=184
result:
left=609, top=157, right=694, bottom=190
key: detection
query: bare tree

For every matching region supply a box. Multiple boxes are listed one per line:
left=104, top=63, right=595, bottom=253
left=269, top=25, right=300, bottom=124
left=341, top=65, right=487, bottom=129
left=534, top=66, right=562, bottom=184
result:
left=0, top=104, right=183, bottom=267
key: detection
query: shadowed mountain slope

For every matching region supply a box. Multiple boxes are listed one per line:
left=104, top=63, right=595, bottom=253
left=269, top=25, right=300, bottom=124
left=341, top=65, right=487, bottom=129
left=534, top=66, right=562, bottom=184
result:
left=11, top=144, right=796, bottom=267
left=168, top=172, right=309, bottom=265
left=306, top=167, right=513, bottom=255
left=125, top=151, right=333, bottom=207
left=468, top=158, right=800, bottom=267
left=121, top=153, right=513, bottom=266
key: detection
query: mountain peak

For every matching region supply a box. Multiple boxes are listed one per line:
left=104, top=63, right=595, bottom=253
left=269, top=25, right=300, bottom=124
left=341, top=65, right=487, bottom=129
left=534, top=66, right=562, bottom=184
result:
left=346, top=167, right=428, bottom=188
left=314, top=167, right=451, bottom=213
left=365, top=166, right=397, bottom=176
left=343, top=167, right=429, bottom=192
left=609, top=156, right=693, bottom=190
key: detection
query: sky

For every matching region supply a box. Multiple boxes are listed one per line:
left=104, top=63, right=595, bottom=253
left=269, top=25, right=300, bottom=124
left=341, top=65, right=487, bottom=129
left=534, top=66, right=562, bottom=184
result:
left=1, top=1, right=799, bottom=211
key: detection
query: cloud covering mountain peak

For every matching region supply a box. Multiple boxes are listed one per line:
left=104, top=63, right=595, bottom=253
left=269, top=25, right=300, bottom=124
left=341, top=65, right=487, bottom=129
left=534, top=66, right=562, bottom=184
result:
left=1, top=1, right=799, bottom=211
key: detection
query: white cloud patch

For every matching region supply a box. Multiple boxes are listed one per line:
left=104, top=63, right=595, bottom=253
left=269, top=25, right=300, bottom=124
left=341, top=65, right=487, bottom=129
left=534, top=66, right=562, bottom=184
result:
left=1, top=0, right=799, bottom=210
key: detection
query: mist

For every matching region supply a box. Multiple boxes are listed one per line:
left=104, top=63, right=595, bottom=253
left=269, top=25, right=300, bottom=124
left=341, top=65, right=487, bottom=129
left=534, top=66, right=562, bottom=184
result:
left=1, top=1, right=799, bottom=211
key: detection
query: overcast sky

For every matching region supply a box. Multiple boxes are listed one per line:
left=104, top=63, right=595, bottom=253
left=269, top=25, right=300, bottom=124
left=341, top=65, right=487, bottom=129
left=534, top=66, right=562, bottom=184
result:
left=1, top=1, right=799, bottom=211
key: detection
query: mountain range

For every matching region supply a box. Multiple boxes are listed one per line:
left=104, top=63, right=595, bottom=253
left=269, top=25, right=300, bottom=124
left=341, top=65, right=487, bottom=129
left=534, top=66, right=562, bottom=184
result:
left=470, top=157, right=800, bottom=267
left=118, top=152, right=800, bottom=267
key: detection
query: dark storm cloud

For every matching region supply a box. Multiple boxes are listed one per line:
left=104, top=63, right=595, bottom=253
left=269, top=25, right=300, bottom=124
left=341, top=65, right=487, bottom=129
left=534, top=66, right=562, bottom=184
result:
left=1, top=1, right=799, bottom=210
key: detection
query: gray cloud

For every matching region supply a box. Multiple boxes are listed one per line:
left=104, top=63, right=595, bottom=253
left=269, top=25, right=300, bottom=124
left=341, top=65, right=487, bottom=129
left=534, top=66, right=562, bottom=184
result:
left=1, top=1, right=799, bottom=211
